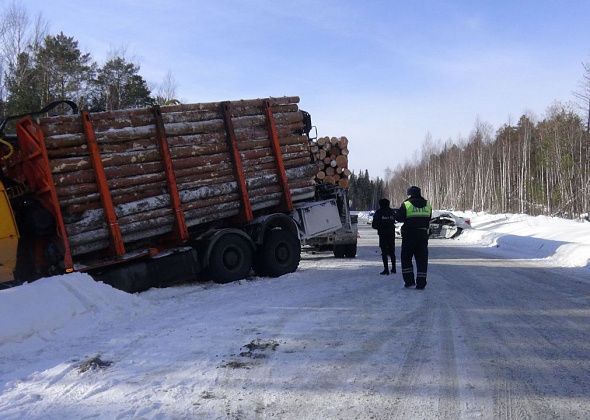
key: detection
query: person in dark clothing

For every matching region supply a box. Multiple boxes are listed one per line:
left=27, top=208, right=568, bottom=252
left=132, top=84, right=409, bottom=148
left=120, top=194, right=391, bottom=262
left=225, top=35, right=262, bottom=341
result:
left=395, top=186, right=432, bottom=289
left=372, top=198, right=397, bottom=275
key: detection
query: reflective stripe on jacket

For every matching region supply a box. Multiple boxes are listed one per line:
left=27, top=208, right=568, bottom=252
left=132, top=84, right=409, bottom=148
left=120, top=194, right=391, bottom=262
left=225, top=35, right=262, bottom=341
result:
left=404, top=201, right=432, bottom=218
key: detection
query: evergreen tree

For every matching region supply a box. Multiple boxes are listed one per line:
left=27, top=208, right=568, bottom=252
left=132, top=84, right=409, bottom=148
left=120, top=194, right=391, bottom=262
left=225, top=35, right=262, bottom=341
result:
left=5, top=51, right=41, bottom=114
left=35, top=32, right=95, bottom=110
left=348, top=170, right=386, bottom=210
left=92, top=56, right=152, bottom=111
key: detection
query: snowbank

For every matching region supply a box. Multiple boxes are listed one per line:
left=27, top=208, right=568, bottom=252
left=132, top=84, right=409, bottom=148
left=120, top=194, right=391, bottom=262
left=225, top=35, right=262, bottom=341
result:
left=0, top=273, right=145, bottom=343
left=455, top=212, right=590, bottom=268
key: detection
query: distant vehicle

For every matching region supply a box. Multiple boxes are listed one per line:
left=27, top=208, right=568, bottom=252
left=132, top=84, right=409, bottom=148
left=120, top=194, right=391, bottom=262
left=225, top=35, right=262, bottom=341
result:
left=429, top=211, right=471, bottom=239
left=395, top=222, right=402, bottom=238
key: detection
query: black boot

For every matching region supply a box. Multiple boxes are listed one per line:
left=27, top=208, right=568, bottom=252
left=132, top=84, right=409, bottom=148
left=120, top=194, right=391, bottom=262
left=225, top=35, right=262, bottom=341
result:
left=380, top=255, right=389, bottom=275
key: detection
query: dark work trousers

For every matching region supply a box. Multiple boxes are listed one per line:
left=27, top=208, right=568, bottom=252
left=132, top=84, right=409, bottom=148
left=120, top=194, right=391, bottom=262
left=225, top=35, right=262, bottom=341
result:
left=379, top=234, right=396, bottom=273
left=400, top=229, right=429, bottom=287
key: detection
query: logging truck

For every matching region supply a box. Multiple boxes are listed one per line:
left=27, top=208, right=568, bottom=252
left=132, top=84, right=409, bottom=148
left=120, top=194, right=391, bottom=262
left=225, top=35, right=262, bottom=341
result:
left=0, top=97, right=355, bottom=293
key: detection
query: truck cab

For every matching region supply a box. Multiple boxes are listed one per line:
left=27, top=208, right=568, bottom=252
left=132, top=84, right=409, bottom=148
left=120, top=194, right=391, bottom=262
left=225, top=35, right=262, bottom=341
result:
left=302, top=185, right=358, bottom=258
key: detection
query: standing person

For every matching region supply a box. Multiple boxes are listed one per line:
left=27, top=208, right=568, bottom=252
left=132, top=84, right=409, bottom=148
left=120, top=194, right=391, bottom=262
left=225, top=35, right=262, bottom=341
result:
left=396, top=186, right=432, bottom=289
left=371, top=198, right=397, bottom=275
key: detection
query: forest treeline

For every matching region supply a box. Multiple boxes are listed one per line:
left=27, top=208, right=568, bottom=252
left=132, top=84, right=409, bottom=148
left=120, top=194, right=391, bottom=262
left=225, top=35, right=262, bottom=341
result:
left=0, top=3, right=177, bottom=118
left=348, top=170, right=386, bottom=211
left=385, top=105, right=589, bottom=218
left=346, top=64, right=590, bottom=218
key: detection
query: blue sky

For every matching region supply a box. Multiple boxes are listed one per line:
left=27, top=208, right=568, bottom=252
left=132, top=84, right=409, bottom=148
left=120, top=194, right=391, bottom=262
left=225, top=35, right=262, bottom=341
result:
left=14, top=0, right=590, bottom=177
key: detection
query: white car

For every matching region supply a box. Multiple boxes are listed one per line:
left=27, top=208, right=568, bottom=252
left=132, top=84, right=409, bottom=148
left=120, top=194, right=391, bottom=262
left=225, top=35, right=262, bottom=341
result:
left=429, top=211, right=471, bottom=239
left=366, top=210, right=375, bottom=225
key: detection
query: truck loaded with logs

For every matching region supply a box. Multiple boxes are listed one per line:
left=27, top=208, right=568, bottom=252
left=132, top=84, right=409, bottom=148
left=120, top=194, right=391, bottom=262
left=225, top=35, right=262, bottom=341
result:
left=0, top=97, right=357, bottom=292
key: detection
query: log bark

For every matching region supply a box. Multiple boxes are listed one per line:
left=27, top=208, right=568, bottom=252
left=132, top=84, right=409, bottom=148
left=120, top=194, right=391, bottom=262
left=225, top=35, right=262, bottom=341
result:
left=42, top=103, right=300, bottom=136
left=65, top=166, right=316, bottom=237
left=50, top=139, right=309, bottom=174
left=36, top=96, right=324, bottom=257
left=58, top=154, right=313, bottom=213
left=69, top=183, right=315, bottom=254
left=44, top=111, right=303, bottom=148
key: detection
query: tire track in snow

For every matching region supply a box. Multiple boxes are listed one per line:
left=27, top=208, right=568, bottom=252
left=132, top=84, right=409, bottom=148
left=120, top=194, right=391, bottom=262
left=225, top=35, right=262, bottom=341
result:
left=433, top=246, right=590, bottom=419
left=436, top=301, right=460, bottom=418
left=435, top=262, right=538, bottom=419
left=389, top=292, right=436, bottom=419
left=207, top=273, right=388, bottom=417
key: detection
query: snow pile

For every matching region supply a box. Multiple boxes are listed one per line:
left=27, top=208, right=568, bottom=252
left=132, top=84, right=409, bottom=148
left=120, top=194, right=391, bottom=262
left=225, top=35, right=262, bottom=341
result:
left=455, top=212, right=590, bottom=268
left=0, top=273, right=146, bottom=344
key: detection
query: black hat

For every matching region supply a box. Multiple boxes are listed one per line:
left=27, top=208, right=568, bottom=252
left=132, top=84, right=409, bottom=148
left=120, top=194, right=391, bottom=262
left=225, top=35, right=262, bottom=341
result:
left=407, top=186, right=421, bottom=197
left=378, top=198, right=390, bottom=208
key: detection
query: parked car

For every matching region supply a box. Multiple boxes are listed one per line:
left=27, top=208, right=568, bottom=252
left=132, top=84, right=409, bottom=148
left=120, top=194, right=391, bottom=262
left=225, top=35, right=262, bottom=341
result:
left=429, top=211, right=471, bottom=239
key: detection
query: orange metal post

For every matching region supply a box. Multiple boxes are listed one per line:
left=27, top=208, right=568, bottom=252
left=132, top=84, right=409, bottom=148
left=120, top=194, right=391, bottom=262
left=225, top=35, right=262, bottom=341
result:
left=81, top=112, right=125, bottom=257
left=264, top=100, right=293, bottom=212
left=221, top=102, right=253, bottom=223
left=152, top=105, right=189, bottom=242
left=16, top=118, right=74, bottom=271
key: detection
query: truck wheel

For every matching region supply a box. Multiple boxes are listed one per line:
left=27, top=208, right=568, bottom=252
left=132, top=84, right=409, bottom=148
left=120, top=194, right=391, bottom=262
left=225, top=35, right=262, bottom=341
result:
left=344, top=243, right=357, bottom=258
left=333, top=245, right=346, bottom=258
left=208, top=234, right=253, bottom=283
left=256, top=230, right=300, bottom=277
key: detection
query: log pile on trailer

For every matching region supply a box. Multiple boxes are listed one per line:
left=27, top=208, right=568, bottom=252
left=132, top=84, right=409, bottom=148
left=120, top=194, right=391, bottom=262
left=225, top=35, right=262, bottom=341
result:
left=310, top=136, right=351, bottom=188
left=27, top=96, right=316, bottom=257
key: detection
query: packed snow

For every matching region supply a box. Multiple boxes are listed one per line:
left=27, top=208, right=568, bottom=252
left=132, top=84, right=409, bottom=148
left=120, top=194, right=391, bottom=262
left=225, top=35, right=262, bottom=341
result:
left=0, top=213, right=589, bottom=419
left=454, top=211, right=590, bottom=268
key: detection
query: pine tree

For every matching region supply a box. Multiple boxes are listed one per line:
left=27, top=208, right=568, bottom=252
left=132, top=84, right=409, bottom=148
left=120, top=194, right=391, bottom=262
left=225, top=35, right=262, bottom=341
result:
left=347, top=170, right=387, bottom=210
left=35, top=32, right=95, bottom=110
left=5, top=51, right=41, bottom=114
left=92, top=56, right=152, bottom=111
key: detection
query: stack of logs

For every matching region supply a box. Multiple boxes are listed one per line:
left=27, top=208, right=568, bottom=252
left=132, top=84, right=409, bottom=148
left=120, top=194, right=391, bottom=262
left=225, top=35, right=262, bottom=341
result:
left=309, top=136, right=351, bottom=188
left=37, top=96, right=317, bottom=256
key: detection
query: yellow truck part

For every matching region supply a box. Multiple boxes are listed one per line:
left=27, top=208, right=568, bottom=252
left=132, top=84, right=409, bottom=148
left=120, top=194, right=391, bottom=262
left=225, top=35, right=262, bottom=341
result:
left=0, top=180, right=19, bottom=282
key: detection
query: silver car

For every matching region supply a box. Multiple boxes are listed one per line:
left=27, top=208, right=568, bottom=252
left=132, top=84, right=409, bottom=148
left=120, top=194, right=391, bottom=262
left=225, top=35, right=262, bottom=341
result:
left=429, top=211, right=471, bottom=239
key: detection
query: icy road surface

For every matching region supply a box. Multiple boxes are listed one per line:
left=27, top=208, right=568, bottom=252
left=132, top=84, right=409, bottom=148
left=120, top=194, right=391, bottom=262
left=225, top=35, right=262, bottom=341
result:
left=1, top=224, right=589, bottom=419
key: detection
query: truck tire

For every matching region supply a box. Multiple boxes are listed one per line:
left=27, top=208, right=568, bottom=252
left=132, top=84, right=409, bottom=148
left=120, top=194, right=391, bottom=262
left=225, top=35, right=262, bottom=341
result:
left=333, top=245, right=346, bottom=258
left=208, top=234, right=253, bottom=284
left=344, top=243, right=357, bottom=258
left=256, top=230, right=300, bottom=277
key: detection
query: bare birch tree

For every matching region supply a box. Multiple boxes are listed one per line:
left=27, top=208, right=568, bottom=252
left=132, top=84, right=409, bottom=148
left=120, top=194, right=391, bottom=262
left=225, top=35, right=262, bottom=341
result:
left=574, top=60, right=590, bottom=133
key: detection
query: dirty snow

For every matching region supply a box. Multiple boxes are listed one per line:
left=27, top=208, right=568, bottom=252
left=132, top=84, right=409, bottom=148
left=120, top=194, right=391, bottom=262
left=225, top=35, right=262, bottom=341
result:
left=0, top=215, right=589, bottom=419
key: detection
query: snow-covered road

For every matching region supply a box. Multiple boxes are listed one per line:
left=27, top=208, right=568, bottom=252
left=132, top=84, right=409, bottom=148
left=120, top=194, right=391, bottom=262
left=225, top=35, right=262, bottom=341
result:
left=1, top=224, right=589, bottom=419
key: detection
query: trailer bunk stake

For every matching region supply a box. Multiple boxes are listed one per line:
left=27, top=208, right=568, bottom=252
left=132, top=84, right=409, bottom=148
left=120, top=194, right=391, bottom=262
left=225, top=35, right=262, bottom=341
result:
left=81, top=112, right=126, bottom=257
left=152, top=105, right=189, bottom=242
left=221, top=102, right=253, bottom=223
left=264, top=100, right=293, bottom=212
